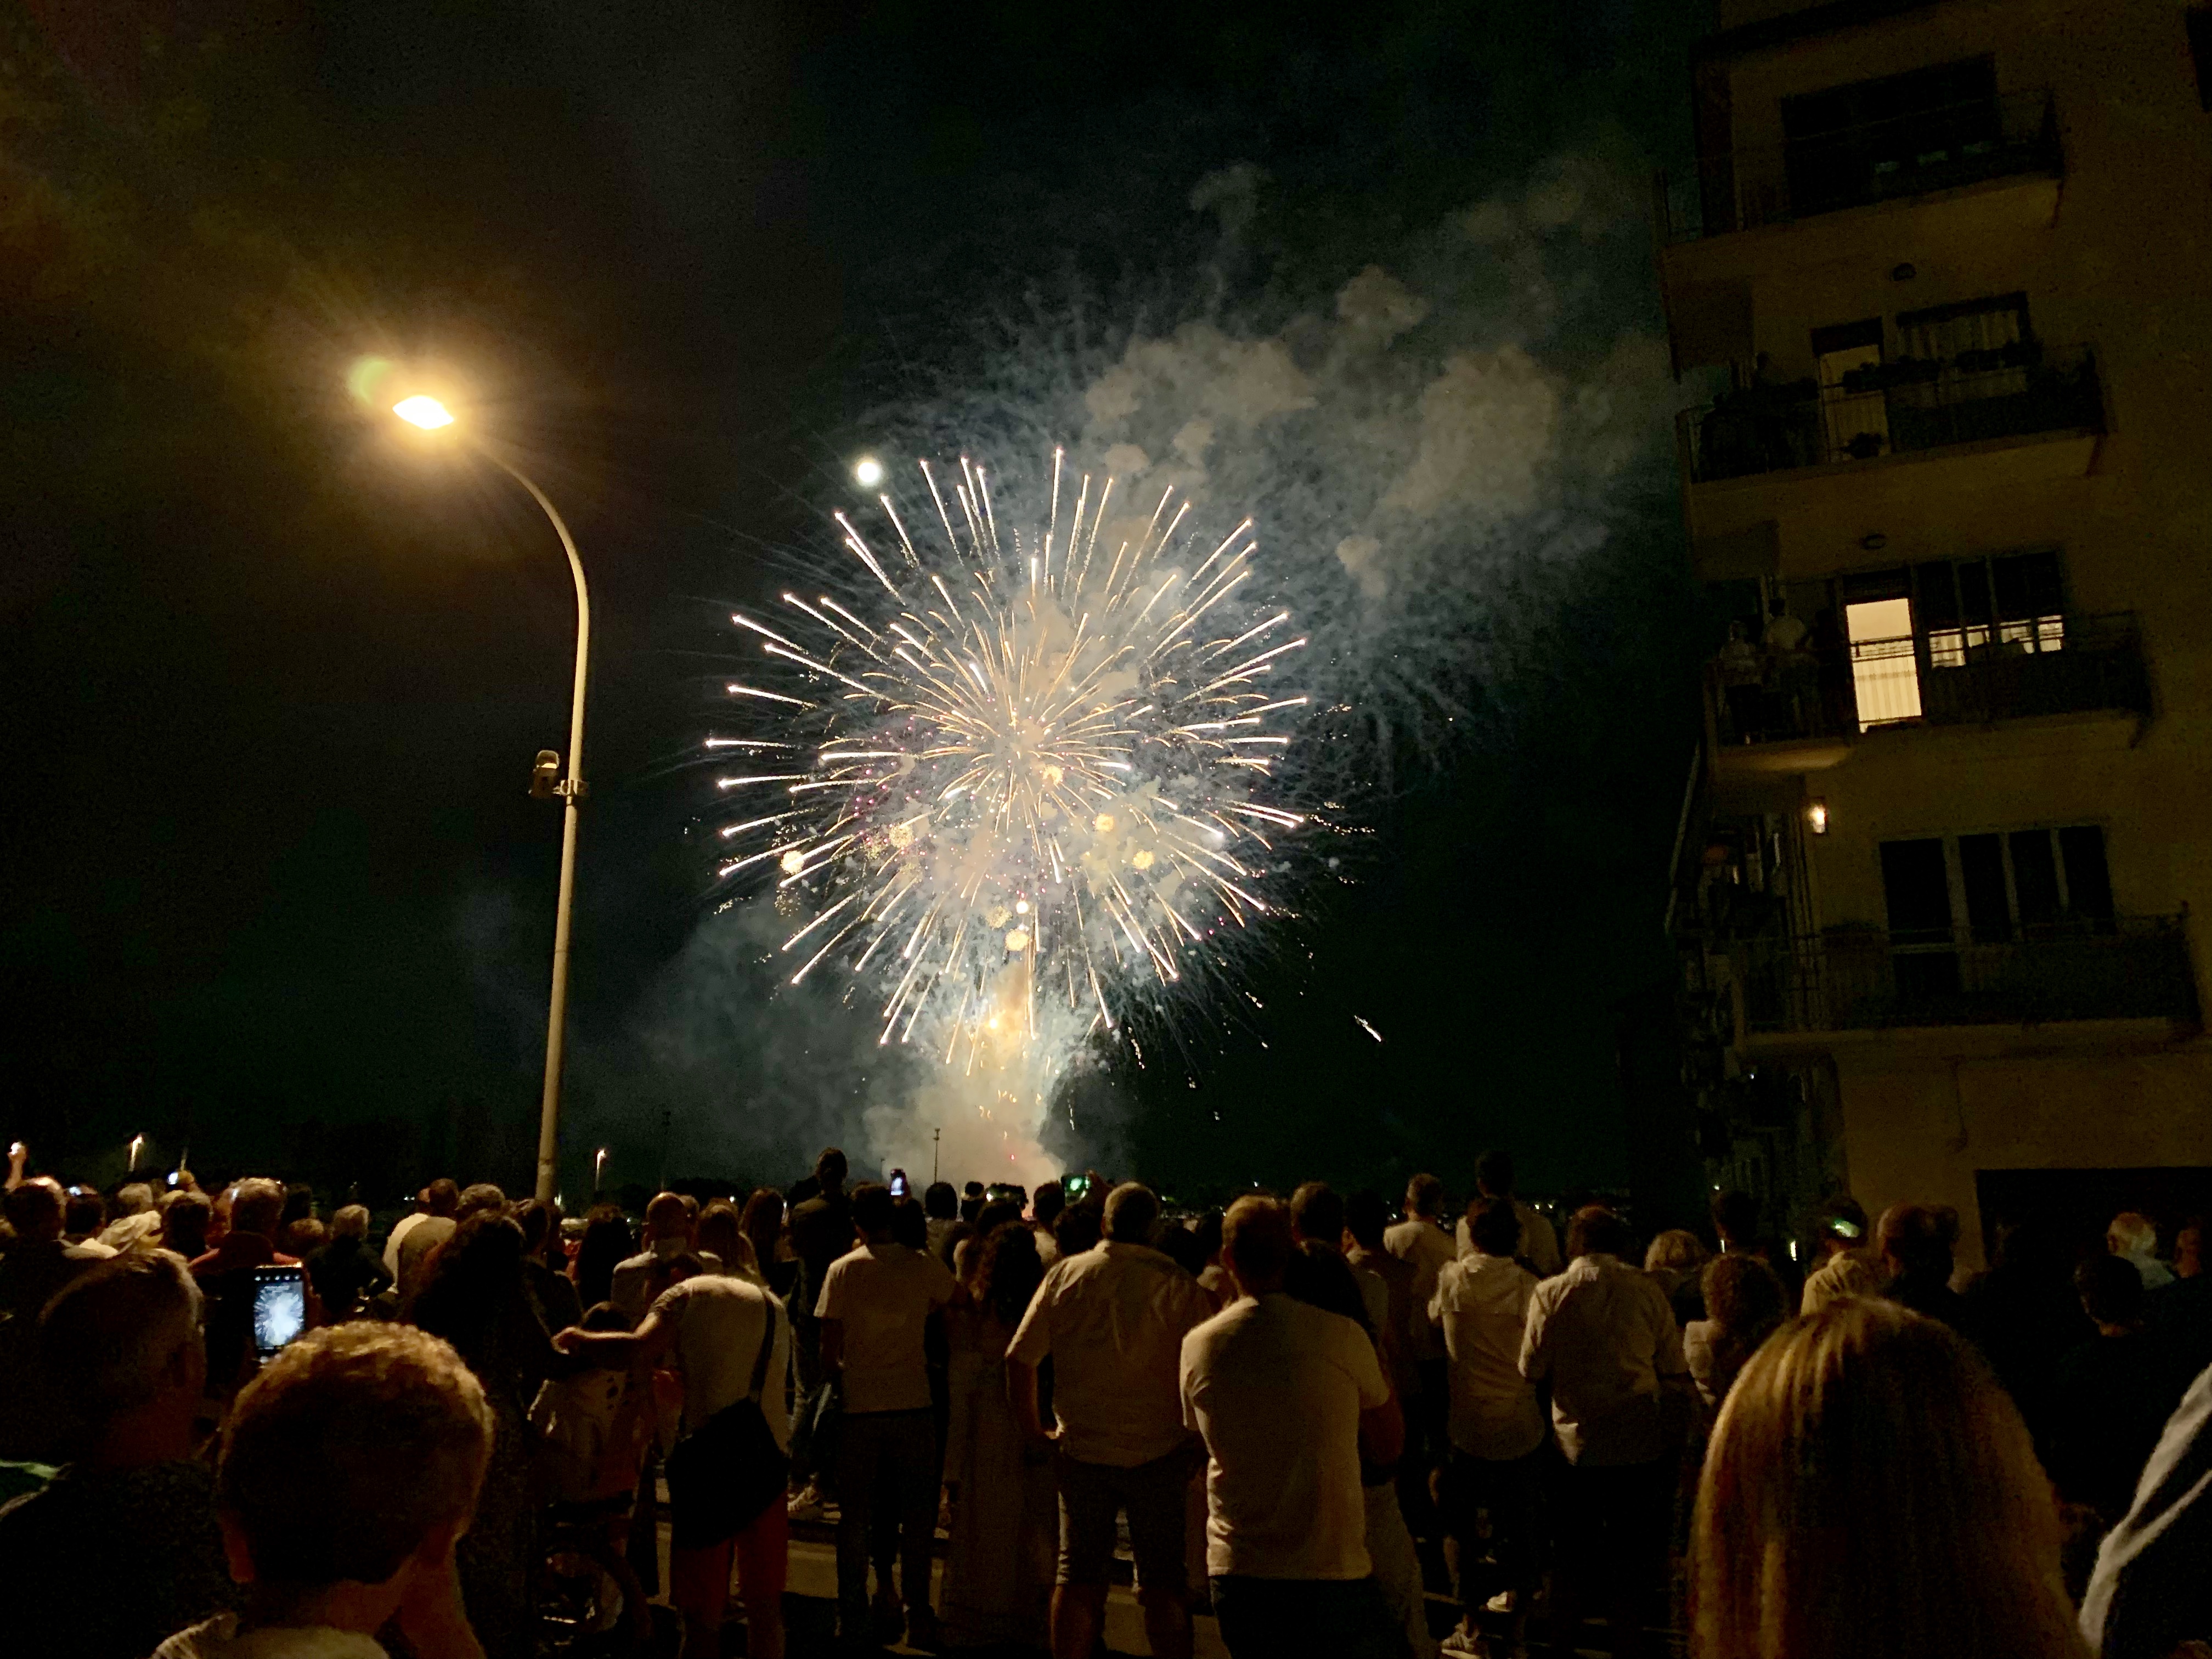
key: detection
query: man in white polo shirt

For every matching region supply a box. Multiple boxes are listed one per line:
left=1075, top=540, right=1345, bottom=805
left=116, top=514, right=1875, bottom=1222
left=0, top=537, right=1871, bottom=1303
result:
left=817, top=1180, right=956, bottom=1651
left=1179, top=1194, right=1396, bottom=1659
left=1008, top=1182, right=1215, bottom=1659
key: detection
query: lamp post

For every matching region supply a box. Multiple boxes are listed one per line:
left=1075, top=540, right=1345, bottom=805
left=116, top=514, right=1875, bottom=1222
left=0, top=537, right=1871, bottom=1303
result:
left=392, top=394, right=589, bottom=1205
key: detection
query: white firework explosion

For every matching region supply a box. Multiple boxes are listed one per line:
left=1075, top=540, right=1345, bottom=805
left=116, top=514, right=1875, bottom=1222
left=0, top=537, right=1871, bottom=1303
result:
left=710, top=448, right=1311, bottom=1102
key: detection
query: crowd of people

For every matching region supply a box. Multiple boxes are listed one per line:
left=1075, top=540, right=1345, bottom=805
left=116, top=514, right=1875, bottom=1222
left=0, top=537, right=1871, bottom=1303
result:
left=1, top=1135, right=2209, bottom=1659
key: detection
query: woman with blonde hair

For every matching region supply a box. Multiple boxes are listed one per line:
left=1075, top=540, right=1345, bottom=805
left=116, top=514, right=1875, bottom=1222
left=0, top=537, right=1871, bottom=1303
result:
left=1644, top=1228, right=1708, bottom=1306
left=1690, top=1297, right=2086, bottom=1659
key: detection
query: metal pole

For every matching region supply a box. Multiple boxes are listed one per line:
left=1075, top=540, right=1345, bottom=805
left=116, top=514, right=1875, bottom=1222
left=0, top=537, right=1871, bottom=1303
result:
left=483, top=453, right=589, bottom=1205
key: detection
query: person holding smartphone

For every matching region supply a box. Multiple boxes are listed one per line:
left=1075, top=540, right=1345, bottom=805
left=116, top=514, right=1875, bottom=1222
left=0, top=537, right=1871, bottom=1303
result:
left=187, top=1179, right=323, bottom=1400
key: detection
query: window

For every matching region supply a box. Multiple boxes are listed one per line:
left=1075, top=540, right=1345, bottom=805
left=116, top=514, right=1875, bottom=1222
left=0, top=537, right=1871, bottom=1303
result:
left=1916, top=549, right=2066, bottom=667
left=1881, top=825, right=2117, bottom=950
left=1895, top=293, right=2029, bottom=363
left=1782, top=58, right=2002, bottom=215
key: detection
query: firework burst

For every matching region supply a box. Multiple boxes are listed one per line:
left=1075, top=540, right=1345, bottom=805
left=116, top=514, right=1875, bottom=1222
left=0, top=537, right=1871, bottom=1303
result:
left=710, top=448, right=1309, bottom=1097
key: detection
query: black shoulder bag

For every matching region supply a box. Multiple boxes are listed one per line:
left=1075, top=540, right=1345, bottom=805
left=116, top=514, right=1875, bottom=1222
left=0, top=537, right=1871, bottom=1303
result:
left=664, top=1297, right=791, bottom=1547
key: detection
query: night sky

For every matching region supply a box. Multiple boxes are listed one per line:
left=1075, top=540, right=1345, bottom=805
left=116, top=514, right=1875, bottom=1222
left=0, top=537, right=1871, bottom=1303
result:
left=2, top=0, right=1718, bottom=1207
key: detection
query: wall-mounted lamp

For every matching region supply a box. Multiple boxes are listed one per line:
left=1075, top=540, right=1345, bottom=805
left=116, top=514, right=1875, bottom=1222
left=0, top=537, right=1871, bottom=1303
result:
left=1860, top=532, right=1888, bottom=552
left=1891, top=262, right=1917, bottom=281
left=1807, top=799, right=1830, bottom=835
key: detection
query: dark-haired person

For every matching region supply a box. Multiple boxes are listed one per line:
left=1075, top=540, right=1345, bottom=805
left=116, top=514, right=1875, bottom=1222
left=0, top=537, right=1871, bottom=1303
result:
left=0, top=1254, right=239, bottom=1659
left=190, top=1178, right=320, bottom=1404
left=1877, top=1202, right=1968, bottom=1330
left=2047, top=1254, right=2197, bottom=1526
left=923, top=1180, right=961, bottom=1261
left=1180, top=1195, right=1396, bottom=1658
left=389, top=1177, right=461, bottom=1298
left=1685, top=1252, right=1788, bottom=1413
left=790, top=1148, right=853, bottom=1397
left=410, top=1211, right=574, bottom=1659
left=1454, top=1150, right=1560, bottom=1278
left=818, top=1180, right=956, bottom=1651
left=1009, top=1182, right=1215, bottom=1659
left=306, top=1204, right=393, bottom=1323
left=1430, top=1197, right=1543, bottom=1656
left=941, top=1219, right=1054, bottom=1650
left=1031, top=1179, right=1066, bottom=1268
left=151, top=1323, right=494, bottom=1659
left=516, top=1199, right=582, bottom=1335
left=1389, top=1172, right=1459, bottom=1578
left=1521, top=1205, right=1690, bottom=1659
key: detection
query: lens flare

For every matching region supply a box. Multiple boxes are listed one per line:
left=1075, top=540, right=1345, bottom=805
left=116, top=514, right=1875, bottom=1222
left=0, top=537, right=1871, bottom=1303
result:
left=710, top=448, right=1311, bottom=1110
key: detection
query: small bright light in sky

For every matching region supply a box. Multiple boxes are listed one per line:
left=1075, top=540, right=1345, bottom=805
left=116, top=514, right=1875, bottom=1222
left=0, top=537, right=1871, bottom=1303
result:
left=393, top=395, right=455, bottom=430
left=853, top=455, right=884, bottom=488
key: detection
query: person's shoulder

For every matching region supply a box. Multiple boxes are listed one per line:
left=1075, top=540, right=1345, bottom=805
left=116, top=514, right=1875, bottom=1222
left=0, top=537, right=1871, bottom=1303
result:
left=150, top=1613, right=240, bottom=1659
left=1182, top=1296, right=1249, bottom=1353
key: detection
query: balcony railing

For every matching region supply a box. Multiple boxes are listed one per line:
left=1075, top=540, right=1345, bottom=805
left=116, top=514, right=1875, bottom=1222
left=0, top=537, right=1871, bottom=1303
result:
left=1681, top=343, right=2102, bottom=484
left=1707, top=611, right=2150, bottom=747
left=1734, top=915, right=2199, bottom=1032
left=1659, top=89, right=2060, bottom=244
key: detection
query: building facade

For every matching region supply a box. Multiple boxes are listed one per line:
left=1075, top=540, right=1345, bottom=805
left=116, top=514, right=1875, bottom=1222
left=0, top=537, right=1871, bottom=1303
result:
left=1658, top=0, right=2211, bottom=1266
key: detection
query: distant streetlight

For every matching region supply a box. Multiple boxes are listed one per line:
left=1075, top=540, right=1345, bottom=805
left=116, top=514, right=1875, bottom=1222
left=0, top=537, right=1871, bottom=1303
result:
left=385, top=388, right=590, bottom=1205
left=595, top=1147, right=609, bottom=1191
left=128, top=1134, right=144, bottom=1173
left=853, top=455, right=884, bottom=488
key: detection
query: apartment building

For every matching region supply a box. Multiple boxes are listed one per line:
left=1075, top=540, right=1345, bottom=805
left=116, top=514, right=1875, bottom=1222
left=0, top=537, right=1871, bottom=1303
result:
left=1658, top=0, right=2212, bottom=1265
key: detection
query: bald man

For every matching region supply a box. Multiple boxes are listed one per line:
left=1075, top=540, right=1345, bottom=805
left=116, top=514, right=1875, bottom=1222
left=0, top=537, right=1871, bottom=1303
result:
left=612, top=1191, right=721, bottom=1324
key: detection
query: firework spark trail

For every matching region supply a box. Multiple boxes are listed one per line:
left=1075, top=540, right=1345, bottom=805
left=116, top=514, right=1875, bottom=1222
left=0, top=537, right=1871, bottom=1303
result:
left=710, top=449, right=1310, bottom=1158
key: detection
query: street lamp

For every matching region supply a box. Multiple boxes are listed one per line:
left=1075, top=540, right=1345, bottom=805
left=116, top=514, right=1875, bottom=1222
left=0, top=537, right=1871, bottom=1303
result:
left=390, top=392, right=589, bottom=1205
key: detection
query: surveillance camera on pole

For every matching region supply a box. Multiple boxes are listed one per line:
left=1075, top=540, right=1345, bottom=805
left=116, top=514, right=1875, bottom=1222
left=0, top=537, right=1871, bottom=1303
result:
left=531, top=750, right=562, bottom=799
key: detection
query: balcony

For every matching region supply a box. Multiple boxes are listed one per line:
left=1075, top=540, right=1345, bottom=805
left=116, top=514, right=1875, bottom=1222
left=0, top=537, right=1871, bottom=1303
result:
left=1733, top=915, right=2200, bottom=1034
left=1679, top=346, right=2104, bottom=544
left=1659, top=89, right=2061, bottom=245
left=1683, top=343, right=2101, bottom=484
left=1705, top=611, right=2151, bottom=769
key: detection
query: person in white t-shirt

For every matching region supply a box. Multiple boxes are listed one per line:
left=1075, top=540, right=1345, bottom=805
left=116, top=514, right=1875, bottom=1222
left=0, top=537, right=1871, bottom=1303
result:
left=1430, top=1197, right=1545, bottom=1655
left=558, top=1269, right=793, bottom=1659
left=816, top=1181, right=957, bottom=1651
left=1520, top=1205, right=1691, bottom=1659
left=381, top=1179, right=458, bottom=1279
left=1007, top=1181, right=1215, bottom=1659
left=1180, top=1194, right=1397, bottom=1659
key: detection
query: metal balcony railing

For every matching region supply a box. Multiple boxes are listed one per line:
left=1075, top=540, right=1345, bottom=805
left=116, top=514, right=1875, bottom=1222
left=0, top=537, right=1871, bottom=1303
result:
left=1659, top=89, right=2061, bottom=243
left=1733, top=915, right=2199, bottom=1032
left=1706, top=612, right=2150, bottom=747
left=1681, top=343, right=2102, bottom=484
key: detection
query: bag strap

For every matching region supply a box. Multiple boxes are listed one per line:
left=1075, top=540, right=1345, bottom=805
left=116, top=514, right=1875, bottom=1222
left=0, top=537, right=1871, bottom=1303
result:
left=745, top=1294, right=780, bottom=1403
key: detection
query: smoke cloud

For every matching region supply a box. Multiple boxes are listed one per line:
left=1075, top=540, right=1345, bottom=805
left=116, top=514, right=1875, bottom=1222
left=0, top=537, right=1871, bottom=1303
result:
left=630, top=140, right=1689, bottom=1191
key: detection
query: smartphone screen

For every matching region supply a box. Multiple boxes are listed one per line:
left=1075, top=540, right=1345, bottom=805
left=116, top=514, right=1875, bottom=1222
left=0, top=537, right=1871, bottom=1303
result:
left=251, top=1266, right=307, bottom=1360
left=889, top=1171, right=909, bottom=1198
